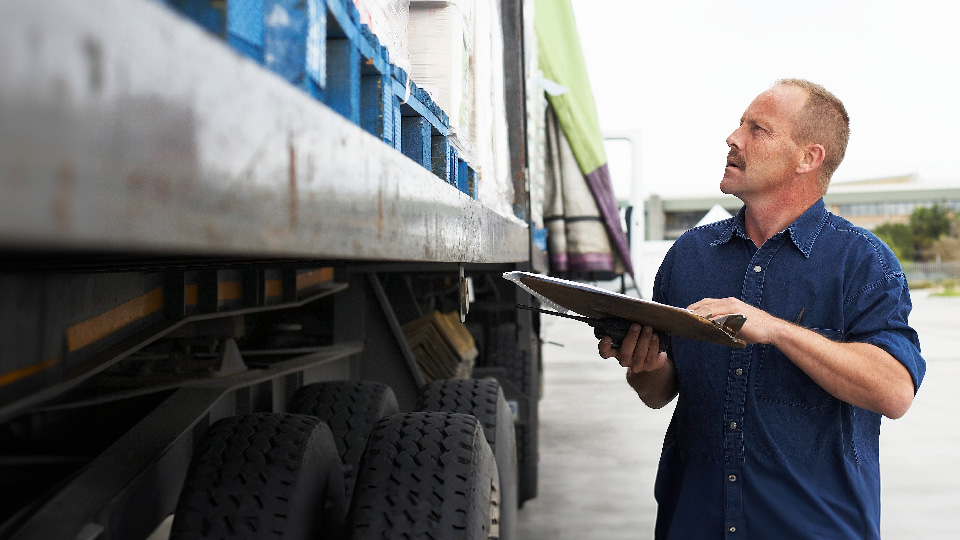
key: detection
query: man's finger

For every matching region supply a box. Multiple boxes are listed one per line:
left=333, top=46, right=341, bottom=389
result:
left=615, top=323, right=643, bottom=363
left=598, top=335, right=615, bottom=359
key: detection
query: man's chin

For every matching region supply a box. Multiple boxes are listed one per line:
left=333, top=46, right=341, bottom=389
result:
left=719, top=180, right=749, bottom=203
left=719, top=178, right=736, bottom=195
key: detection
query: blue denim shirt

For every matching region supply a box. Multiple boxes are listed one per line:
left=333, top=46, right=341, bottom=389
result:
left=652, top=199, right=925, bottom=540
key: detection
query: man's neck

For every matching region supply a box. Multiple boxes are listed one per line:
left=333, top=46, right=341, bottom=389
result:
left=740, top=183, right=822, bottom=247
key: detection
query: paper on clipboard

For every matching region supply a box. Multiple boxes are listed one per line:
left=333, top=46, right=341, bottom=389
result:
left=503, top=271, right=747, bottom=348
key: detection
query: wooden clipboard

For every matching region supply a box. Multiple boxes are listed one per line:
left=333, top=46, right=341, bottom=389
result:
left=504, top=271, right=746, bottom=348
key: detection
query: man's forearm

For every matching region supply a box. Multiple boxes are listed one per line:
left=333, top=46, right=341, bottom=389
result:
left=690, top=297, right=916, bottom=419
left=769, top=320, right=915, bottom=419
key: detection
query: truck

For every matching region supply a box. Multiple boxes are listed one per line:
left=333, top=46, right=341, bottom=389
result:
left=0, top=1, right=631, bottom=538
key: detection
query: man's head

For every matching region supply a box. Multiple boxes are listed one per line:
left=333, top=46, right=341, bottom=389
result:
left=722, top=79, right=850, bottom=200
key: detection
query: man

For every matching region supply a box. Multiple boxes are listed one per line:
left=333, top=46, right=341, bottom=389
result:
left=599, top=79, right=925, bottom=539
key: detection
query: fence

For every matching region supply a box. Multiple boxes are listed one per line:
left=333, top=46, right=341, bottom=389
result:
left=901, top=261, right=960, bottom=286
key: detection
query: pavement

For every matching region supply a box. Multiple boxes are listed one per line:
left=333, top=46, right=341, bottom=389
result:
left=516, top=289, right=960, bottom=540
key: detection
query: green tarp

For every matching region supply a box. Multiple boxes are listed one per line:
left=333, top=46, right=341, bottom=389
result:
left=535, top=0, right=633, bottom=275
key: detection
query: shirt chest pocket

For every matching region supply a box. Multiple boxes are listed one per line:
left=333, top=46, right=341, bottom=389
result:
left=754, top=329, right=842, bottom=409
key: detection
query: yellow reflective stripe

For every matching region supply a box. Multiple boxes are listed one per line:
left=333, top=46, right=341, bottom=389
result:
left=184, top=284, right=199, bottom=306
left=296, top=268, right=334, bottom=290
left=217, top=281, right=242, bottom=301
left=265, top=279, right=283, bottom=298
left=0, top=356, right=60, bottom=387
left=66, top=287, right=164, bottom=352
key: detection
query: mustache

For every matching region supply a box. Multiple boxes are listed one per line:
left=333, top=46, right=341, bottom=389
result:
left=726, top=149, right=745, bottom=169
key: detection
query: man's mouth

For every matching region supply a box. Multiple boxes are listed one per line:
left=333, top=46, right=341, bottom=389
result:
left=726, top=152, right=744, bottom=170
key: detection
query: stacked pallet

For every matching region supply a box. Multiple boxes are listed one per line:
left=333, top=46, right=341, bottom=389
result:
left=159, top=0, right=478, bottom=198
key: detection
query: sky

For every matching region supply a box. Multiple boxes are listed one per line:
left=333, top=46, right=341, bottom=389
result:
left=568, top=0, right=960, bottom=201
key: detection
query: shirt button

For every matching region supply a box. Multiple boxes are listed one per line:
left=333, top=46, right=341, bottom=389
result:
left=735, top=368, right=744, bottom=376
left=729, top=526, right=737, bottom=533
left=753, top=265, right=762, bottom=273
left=729, top=421, right=737, bottom=430
left=729, top=474, right=737, bottom=482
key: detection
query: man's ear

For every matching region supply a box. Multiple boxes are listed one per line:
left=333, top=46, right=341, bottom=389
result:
left=796, top=144, right=825, bottom=175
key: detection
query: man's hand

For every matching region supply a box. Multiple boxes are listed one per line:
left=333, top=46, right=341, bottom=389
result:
left=687, top=297, right=783, bottom=344
left=599, top=324, right=677, bottom=409
left=598, top=323, right=666, bottom=373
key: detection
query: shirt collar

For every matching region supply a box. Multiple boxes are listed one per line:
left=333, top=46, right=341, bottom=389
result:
left=711, top=198, right=828, bottom=258
left=710, top=209, right=748, bottom=247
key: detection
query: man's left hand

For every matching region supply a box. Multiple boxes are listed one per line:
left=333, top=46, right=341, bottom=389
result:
left=687, top=297, right=786, bottom=345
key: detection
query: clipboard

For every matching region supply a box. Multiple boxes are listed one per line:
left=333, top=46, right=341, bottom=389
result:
left=503, top=271, right=746, bottom=348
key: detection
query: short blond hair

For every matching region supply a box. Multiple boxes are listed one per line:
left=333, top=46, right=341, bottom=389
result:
left=776, top=78, right=850, bottom=192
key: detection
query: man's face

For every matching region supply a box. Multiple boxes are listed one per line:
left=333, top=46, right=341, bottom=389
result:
left=720, top=85, right=807, bottom=199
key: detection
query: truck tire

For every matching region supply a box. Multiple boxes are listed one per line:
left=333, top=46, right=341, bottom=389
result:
left=170, top=413, right=346, bottom=540
left=416, top=379, right=517, bottom=540
left=346, top=412, right=500, bottom=540
left=514, top=422, right=539, bottom=505
left=493, top=323, right=540, bottom=505
left=494, top=322, right=543, bottom=401
left=288, top=381, right=399, bottom=501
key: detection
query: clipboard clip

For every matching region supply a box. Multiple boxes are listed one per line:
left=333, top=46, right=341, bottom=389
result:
left=517, top=304, right=670, bottom=352
left=712, top=314, right=747, bottom=338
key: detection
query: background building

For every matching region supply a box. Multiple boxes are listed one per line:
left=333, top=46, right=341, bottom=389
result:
left=645, top=175, right=960, bottom=241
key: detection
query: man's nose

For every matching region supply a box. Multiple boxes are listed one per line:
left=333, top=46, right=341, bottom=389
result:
left=726, top=128, right=742, bottom=149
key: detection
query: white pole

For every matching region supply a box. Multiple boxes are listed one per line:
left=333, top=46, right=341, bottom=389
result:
left=604, top=130, right=643, bottom=295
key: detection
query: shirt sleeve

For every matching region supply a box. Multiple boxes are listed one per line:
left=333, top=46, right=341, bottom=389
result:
left=845, top=271, right=926, bottom=393
left=653, top=244, right=677, bottom=357
left=653, top=245, right=677, bottom=307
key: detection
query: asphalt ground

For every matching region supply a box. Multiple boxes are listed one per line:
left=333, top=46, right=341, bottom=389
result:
left=516, top=289, right=960, bottom=539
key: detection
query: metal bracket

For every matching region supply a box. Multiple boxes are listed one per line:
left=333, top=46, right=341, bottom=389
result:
left=458, top=264, right=470, bottom=322
left=211, top=338, right=247, bottom=378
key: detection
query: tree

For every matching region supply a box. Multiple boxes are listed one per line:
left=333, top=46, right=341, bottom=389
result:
left=874, top=222, right=915, bottom=261
left=929, top=212, right=960, bottom=262
left=909, top=204, right=952, bottom=255
left=930, top=236, right=960, bottom=262
left=872, top=204, right=957, bottom=262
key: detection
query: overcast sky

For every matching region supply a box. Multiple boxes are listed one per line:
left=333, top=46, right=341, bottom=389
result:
left=569, top=0, right=960, bottom=200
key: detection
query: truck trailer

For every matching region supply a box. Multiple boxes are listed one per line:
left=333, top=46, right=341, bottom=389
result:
left=0, top=1, right=630, bottom=538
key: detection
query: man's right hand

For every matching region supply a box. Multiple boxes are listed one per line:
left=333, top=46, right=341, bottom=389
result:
left=598, top=323, right=678, bottom=409
left=598, top=324, right=667, bottom=373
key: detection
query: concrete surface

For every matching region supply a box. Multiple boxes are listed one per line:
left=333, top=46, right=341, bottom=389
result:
left=517, top=289, right=959, bottom=539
